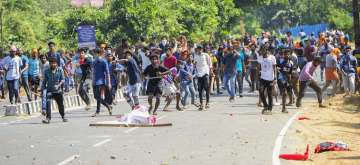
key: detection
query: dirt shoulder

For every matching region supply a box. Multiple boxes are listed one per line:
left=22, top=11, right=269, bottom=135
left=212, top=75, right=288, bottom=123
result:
left=287, top=95, right=360, bottom=165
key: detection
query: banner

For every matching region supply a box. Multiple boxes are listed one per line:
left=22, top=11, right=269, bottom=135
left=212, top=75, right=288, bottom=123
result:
left=77, top=25, right=96, bottom=49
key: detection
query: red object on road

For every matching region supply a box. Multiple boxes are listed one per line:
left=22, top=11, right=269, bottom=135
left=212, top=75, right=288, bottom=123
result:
left=298, top=116, right=310, bottom=120
left=279, top=144, right=309, bottom=161
left=314, top=142, right=350, bottom=153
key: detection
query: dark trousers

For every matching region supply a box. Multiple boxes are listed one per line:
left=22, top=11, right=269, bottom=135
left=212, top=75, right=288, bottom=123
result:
left=297, top=80, right=322, bottom=104
left=29, top=75, right=40, bottom=100
left=93, top=85, right=110, bottom=113
left=197, top=75, right=210, bottom=105
left=7, top=79, right=20, bottom=104
left=259, top=79, right=274, bottom=110
left=46, top=92, right=65, bottom=120
left=106, top=85, right=116, bottom=105
left=21, top=77, right=32, bottom=101
left=250, top=69, right=259, bottom=91
left=236, top=70, right=244, bottom=95
left=78, top=81, right=91, bottom=106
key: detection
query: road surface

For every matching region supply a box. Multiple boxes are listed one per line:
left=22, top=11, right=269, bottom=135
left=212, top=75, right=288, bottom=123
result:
left=0, top=86, right=318, bottom=165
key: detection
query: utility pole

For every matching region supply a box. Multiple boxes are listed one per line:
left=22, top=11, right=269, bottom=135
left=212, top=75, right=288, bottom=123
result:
left=354, top=0, right=360, bottom=47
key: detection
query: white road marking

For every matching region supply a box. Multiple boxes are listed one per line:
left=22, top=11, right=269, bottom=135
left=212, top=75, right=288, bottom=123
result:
left=92, top=138, right=112, bottom=147
left=56, top=154, right=80, bottom=165
left=124, top=127, right=138, bottom=133
left=272, top=111, right=301, bottom=165
left=123, top=115, right=167, bottom=133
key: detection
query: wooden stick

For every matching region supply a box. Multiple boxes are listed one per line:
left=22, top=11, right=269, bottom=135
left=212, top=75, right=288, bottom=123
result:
left=89, top=123, right=172, bottom=127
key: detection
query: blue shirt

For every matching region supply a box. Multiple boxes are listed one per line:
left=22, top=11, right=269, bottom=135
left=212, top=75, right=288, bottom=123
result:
left=223, top=53, right=240, bottom=75
left=42, top=67, right=64, bottom=92
left=28, top=58, right=40, bottom=76
left=47, top=52, right=62, bottom=66
left=235, top=51, right=245, bottom=72
left=126, top=58, right=142, bottom=85
left=21, top=55, right=29, bottom=77
left=93, top=57, right=110, bottom=86
left=339, top=53, right=358, bottom=75
left=108, top=62, right=124, bottom=86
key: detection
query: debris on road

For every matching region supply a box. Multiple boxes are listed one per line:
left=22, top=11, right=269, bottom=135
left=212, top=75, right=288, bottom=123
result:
left=110, top=155, right=116, bottom=159
left=298, top=116, right=310, bottom=120
left=314, top=141, right=350, bottom=153
left=89, top=121, right=172, bottom=127
left=279, top=144, right=309, bottom=161
left=118, top=105, right=156, bottom=124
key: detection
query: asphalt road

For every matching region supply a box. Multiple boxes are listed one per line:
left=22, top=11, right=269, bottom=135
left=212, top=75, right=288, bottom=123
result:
left=0, top=85, right=319, bottom=165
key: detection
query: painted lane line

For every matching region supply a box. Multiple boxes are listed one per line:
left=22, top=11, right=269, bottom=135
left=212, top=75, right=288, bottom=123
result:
left=57, top=154, right=80, bottom=165
left=92, top=138, right=112, bottom=147
left=123, top=115, right=167, bottom=133
left=124, top=127, right=138, bottom=133
left=272, top=111, right=301, bottom=165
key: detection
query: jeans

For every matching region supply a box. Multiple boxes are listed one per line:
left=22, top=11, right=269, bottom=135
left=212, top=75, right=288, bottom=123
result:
left=46, top=92, right=65, bottom=120
left=180, top=81, right=196, bottom=106
left=259, top=79, right=274, bottom=110
left=41, top=89, right=47, bottom=112
left=342, top=72, right=356, bottom=94
left=123, top=83, right=141, bottom=107
left=21, top=77, right=32, bottom=101
left=236, top=70, right=244, bottom=95
left=197, top=75, right=210, bottom=105
left=7, top=79, right=20, bottom=104
left=224, top=73, right=236, bottom=97
left=297, top=80, right=322, bottom=105
left=64, top=76, right=74, bottom=92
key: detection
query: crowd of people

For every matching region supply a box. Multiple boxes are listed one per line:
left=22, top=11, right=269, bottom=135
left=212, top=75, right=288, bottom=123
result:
left=0, top=29, right=359, bottom=123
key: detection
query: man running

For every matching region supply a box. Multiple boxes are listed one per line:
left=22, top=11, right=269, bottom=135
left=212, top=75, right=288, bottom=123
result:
left=117, top=51, right=142, bottom=109
left=277, top=48, right=296, bottom=113
left=91, top=48, right=113, bottom=117
left=143, top=54, right=169, bottom=115
left=258, top=46, right=277, bottom=115
left=41, top=57, right=68, bottom=124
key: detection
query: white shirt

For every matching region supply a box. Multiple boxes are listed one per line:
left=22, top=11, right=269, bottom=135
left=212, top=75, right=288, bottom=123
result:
left=257, top=55, right=276, bottom=81
left=3, top=56, right=23, bottom=80
left=194, top=52, right=211, bottom=77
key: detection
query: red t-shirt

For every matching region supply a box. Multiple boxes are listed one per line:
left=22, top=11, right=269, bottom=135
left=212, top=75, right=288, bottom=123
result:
left=163, top=55, right=177, bottom=69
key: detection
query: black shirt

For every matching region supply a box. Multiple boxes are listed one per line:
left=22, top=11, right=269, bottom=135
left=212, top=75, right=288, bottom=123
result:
left=143, top=64, right=168, bottom=86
